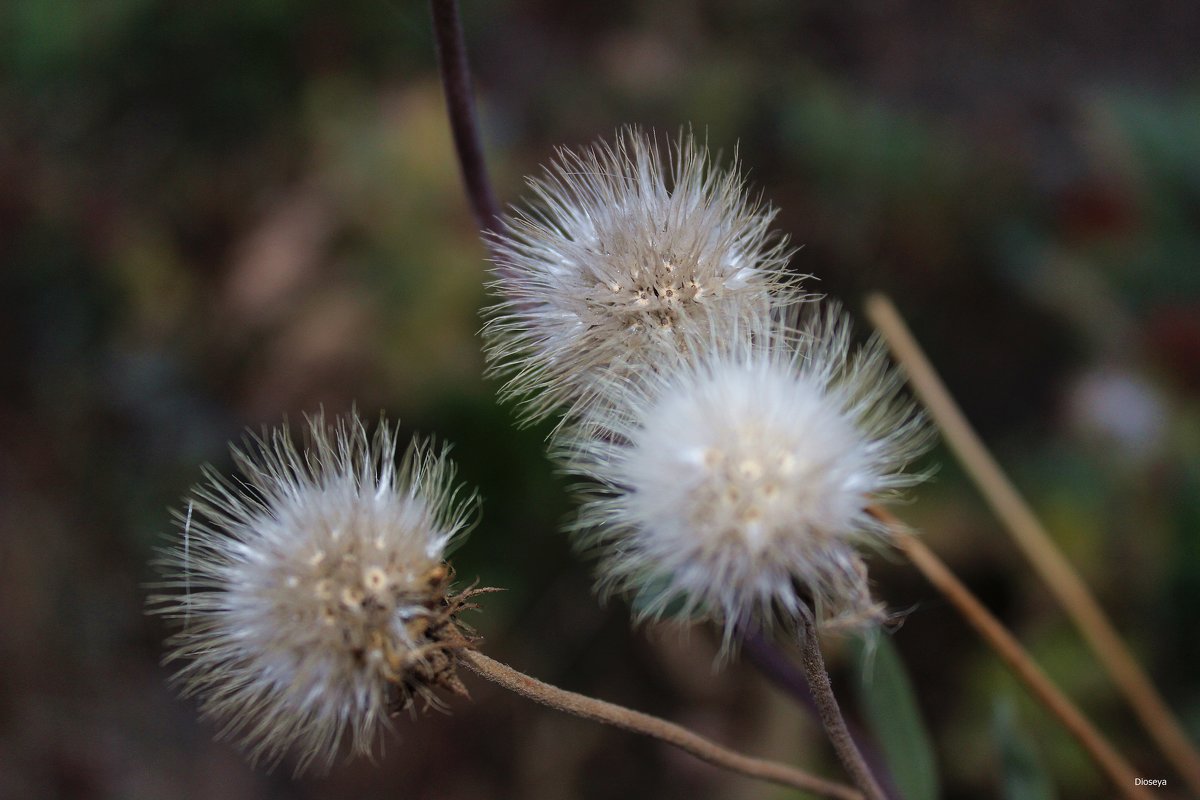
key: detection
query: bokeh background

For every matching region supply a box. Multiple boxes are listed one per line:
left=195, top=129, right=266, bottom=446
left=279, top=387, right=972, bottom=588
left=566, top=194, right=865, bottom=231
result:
left=2, top=1, right=1198, bottom=798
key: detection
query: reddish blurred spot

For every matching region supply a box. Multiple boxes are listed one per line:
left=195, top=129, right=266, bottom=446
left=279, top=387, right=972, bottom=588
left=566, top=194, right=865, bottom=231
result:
left=1055, top=180, right=1139, bottom=241
left=1147, top=305, right=1200, bottom=393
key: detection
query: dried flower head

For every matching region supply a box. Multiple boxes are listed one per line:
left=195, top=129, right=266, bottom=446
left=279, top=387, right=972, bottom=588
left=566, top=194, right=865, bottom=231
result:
left=558, top=305, right=931, bottom=648
left=483, top=127, right=802, bottom=424
left=149, top=412, right=481, bottom=772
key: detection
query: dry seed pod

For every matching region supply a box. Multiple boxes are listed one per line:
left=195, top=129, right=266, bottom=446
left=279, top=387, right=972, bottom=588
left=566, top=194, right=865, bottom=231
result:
left=558, top=303, right=932, bottom=649
left=484, top=127, right=803, bottom=425
left=149, top=412, right=480, bottom=772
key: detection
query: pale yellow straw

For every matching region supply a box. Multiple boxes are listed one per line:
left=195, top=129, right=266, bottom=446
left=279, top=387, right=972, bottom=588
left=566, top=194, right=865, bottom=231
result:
left=865, top=292, right=1200, bottom=794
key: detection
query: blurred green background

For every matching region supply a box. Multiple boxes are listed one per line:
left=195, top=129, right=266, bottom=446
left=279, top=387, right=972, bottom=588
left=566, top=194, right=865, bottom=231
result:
left=1, top=1, right=1198, bottom=798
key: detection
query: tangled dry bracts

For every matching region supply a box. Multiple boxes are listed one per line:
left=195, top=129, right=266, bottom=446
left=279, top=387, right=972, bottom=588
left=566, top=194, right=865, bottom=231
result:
left=387, top=572, right=503, bottom=709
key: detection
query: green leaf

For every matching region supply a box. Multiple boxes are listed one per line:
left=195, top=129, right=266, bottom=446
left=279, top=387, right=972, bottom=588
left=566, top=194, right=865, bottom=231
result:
left=852, top=634, right=940, bottom=800
left=992, top=696, right=1058, bottom=800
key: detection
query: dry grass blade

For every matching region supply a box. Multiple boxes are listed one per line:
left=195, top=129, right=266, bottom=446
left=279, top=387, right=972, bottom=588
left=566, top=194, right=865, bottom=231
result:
left=865, top=292, right=1200, bottom=794
left=869, top=507, right=1150, bottom=800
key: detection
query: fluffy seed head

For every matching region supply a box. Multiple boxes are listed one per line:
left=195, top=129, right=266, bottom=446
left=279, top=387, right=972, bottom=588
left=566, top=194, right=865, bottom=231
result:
left=149, top=412, right=480, bottom=772
left=558, top=305, right=931, bottom=648
left=483, top=127, right=801, bottom=424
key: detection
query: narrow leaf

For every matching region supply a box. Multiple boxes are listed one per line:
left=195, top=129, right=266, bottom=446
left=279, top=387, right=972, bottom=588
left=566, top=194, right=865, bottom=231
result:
left=852, top=634, right=940, bottom=800
left=993, top=696, right=1058, bottom=800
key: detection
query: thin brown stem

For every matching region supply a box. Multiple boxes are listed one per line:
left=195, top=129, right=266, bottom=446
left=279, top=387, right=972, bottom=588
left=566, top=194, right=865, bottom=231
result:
left=741, top=631, right=899, bottom=798
left=797, top=615, right=888, bottom=800
left=430, top=0, right=500, bottom=232
left=459, top=649, right=862, bottom=800
left=865, top=292, right=1200, bottom=794
left=869, top=506, right=1150, bottom=800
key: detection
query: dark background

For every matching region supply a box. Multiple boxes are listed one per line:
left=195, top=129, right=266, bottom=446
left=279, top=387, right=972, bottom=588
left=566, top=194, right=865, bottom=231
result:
left=2, top=1, right=1198, bottom=798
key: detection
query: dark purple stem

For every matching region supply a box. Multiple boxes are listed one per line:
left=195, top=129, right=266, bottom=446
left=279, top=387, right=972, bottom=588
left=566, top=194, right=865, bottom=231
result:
left=430, top=0, right=501, bottom=233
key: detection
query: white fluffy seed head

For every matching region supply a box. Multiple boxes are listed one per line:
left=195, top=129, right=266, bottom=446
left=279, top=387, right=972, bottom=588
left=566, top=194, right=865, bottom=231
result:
left=483, top=127, right=804, bottom=425
left=148, top=412, right=479, bottom=772
left=557, top=304, right=932, bottom=649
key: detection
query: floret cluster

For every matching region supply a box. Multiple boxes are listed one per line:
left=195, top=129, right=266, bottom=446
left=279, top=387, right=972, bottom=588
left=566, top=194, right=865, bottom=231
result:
left=152, top=128, right=930, bottom=771
left=486, top=129, right=930, bottom=643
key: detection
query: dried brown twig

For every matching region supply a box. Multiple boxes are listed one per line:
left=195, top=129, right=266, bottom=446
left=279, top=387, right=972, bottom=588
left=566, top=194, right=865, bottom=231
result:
left=460, top=648, right=863, bottom=800
left=869, top=507, right=1150, bottom=800
left=866, top=292, right=1200, bottom=795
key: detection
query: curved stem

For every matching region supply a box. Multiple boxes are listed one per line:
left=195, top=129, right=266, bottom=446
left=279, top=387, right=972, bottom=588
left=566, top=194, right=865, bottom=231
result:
left=429, top=0, right=500, bottom=232
left=865, top=292, right=1200, bottom=795
left=869, top=506, right=1150, bottom=800
left=459, top=649, right=862, bottom=800
left=797, top=616, right=887, bottom=800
